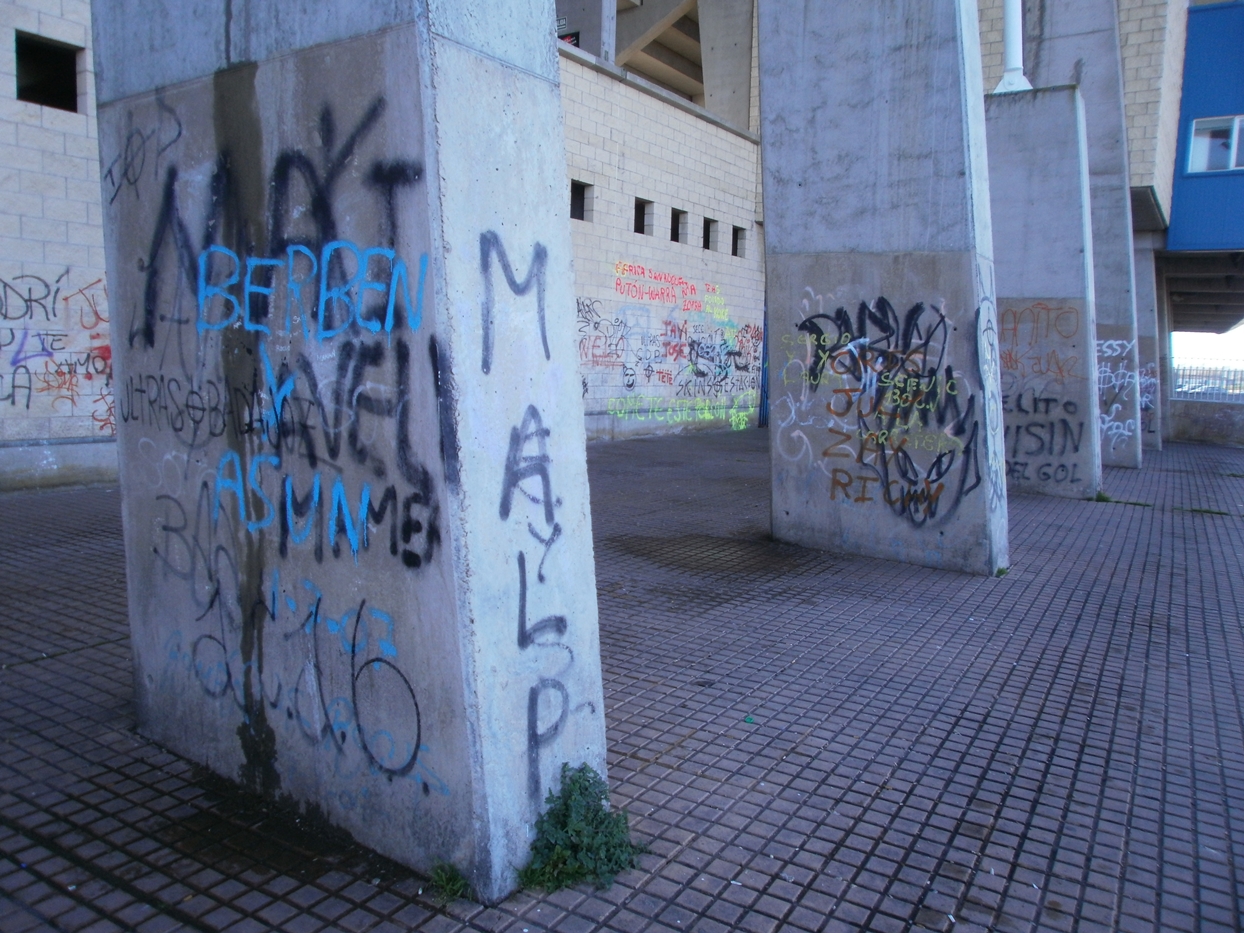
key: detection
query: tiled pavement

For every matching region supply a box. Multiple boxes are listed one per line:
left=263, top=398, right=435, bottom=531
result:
left=2, top=428, right=1243, bottom=933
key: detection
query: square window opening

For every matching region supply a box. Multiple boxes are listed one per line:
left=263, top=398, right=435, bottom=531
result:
left=16, top=32, right=80, bottom=113
left=1189, top=116, right=1243, bottom=173
left=571, top=181, right=592, bottom=222
left=703, top=217, right=718, bottom=251
left=731, top=225, right=746, bottom=258
left=634, top=198, right=653, bottom=235
left=671, top=208, right=687, bottom=243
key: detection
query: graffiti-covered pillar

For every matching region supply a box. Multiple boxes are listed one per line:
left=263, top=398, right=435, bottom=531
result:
left=1022, top=0, right=1142, bottom=468
left=92, top=0, right=605, bottom=904
left=1134, top=232, right=1165, bottom=450
left=757, top=0, right=1009, bottom=575
left=986, top=87, right=1103, bottom=498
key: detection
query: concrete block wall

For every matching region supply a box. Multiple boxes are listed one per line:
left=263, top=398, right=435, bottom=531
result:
left=977, top=0, right=1005, bottom=89
left=1167, top=399, right=1244, bottom=447
left=0, top=0, right=114, bottom=485
left=560, top=47, right=765, bottom=440
left=1119, top=0, right=1188, bottom=223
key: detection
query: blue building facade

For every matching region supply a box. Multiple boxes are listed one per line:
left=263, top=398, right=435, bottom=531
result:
left=1167, top=1, right=1244, bottom=250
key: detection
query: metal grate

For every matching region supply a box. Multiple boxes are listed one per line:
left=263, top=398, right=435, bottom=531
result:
left=1172, top=362, right=1244, bottom=403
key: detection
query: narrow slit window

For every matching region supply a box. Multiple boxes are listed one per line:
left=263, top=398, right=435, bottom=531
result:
left=670, top=208, right=687, bottom=243
left=15, top=32, right=80, bottom=113
left=703, top=218, right=718, bottom=251
left=731, top=226, right=746, bottom=258
left=634, top=198, right=653, bottom=235
left=570, top=181, right=591, bottom=221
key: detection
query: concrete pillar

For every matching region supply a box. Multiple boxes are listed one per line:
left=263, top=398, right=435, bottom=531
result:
left=986, top=87, right=1102, bottom=498
left=1157, top=255, right=1175, bottom=445
left=699, top=0, right=754, bottom=131
left=1134, top=232, right=1165, bottom=449
left=93, top=0, right=605, bottom=904
left=555, top=0, right=616, bottom=61
left=759, top=0, right=1009, bottom=576
left=1023, top=0, right=1142, bottom=468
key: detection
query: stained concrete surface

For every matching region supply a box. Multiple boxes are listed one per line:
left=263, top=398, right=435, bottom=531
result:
left=758, top=0, right=1008, bottom=575
left=3, top=427, right=1244, bottom=932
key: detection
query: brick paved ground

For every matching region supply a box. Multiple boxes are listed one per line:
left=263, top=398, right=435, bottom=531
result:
left=1, top=429, right=1243, bottom=933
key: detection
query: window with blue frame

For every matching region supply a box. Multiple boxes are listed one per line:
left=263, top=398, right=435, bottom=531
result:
left=1188, top=115, right=1244, bottom=172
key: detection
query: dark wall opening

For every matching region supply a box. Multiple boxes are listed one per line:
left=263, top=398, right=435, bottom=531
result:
left=16, top=32, right=80, bottom=113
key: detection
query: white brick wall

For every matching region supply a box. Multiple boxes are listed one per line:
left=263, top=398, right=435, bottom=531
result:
left=977, top=0, right=1188, bottom=223
left=0, top=0, right=113, bottom=443
left=1119, top=0, right=1187, bottom=219
left=0, top=6, right=768, bottom=450
left=978, top=0, right=1005, bottom=91
left=560, top=52, right=766, bottom=440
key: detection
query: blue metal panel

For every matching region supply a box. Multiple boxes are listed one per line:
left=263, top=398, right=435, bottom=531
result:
left=1168, top=1, right=1244, bottom=251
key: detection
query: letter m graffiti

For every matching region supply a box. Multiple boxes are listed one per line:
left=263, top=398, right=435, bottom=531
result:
left=479, top=231, right=548, bottom=375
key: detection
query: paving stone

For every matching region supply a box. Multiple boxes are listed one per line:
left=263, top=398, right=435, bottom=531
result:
left=2, top=433, right=1244, bottom=932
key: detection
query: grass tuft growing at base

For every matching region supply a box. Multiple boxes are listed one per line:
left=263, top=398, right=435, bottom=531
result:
left=429, top=862, right=472, bottom=903
left=519, top=763, right=643, bottom=892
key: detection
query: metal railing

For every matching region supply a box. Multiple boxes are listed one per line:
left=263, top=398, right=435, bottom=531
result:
left=1172, top=363, right=1244, bottom=403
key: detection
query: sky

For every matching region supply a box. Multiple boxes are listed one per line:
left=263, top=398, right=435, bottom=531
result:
left=1171, top=321, right=1244, bottom=366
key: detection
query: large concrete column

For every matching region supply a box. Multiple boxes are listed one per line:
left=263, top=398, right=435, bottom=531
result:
left=1134, top=231, right=1165, bottom=449
left=1023, top=0, right=1142, bottom=468
left=986, top=87, right=1102, bottom=498
left=759, top=0, right=1009, bottom=575
left=699, top=0, right=755, bottom=131
left=93, top=0, right=605, bottom=904
left=1157, top=255, right=1175, bottom=446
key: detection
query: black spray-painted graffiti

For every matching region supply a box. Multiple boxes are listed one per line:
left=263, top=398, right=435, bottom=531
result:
left=480, top=231, right=548, bottom=376
left=115, top=88, right=450, bottom=803
left=482, top=231, right=590, bottom=802
left=1001, top=391, right=1087, bottom=484
left=784, top=296, right=983, bottom=526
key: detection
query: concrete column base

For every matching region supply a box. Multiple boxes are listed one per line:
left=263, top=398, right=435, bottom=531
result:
left=767, top=251, right=1009, bottom=575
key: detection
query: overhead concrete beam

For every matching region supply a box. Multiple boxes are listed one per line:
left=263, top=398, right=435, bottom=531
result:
left=1161, top=254, right=1244, bottom=277
left=616, top=0, right=696, bottom=63
left=637, top=37, right=702, bottom=80
left=1168, top=296, right=1244, bottom=309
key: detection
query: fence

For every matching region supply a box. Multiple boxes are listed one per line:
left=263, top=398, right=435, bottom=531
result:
left=1172, top=362, right=1244, bottom=403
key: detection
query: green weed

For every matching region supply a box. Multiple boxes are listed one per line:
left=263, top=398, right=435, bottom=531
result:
left=519, top=763, right=643, bottom=892
left=429, top=862, right=471, bottom=903
left=1092, top=490, right=1152, bottom=506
